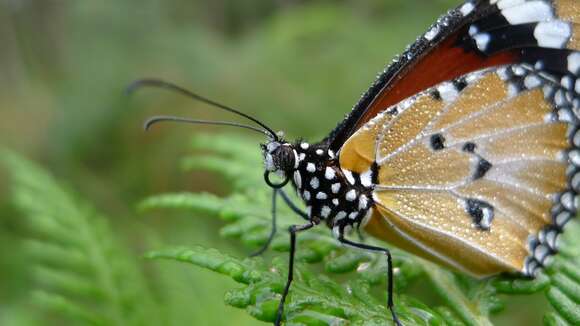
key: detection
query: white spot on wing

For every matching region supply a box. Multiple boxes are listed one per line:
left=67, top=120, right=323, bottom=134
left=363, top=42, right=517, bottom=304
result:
left=534, top=244, right=550, bottom=262
left=508, top=83, right=519, bottom=97
left=555, top=90, right=567, bottom=107
left=561, top=76, right=574, bottom=90
left=512, top=65, right=525, bottom=76
left=555, top=211, right=572, bottom=228
left=524, top=257, right=539, bottom=277
left=343, top=169, right=356, bottom=185
left=569, top=149, right=580, bottom=166
left=465, top=70, right=484, bottom=83
left=533, top=21, right=571, bottom=49
left=524, top=74, right=541, bottom=89
left=496, top=67, right=510, bottom=80
left=300, top=142, right=309, bottom=150
left=546, top=230, right=560, bottom=250
left=473, top=33, right=491, bottom=52
left=568, top=52, right=580, bottom=74
left=561, top=192, right=575, bottom=211
left=496, top=0, right=525, bottom=10
left=468, top=25, right=478, bottom=37
left=480, top=206, right=494, bottom=229
left=424, top=25, right=440, bottom=41
left=306, top=163, right=316, bottom=173
left=399, top=97, right=416, bottom=111
left=460, top=2, right=475, bottom=16
left=438, top=82, right=460, bottom=102
left=573, top=131, right=580, bottom=149
left=501, top=1, right=553, bottom=25
left=360, top=169, right=373, bottom=187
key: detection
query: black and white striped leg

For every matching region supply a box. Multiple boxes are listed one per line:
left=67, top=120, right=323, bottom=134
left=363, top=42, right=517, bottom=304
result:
left=338, top=235, right=402, bottom=326
left=251, top=189, right=279, bottom=257
left=275, top=221, right=316, bottom=326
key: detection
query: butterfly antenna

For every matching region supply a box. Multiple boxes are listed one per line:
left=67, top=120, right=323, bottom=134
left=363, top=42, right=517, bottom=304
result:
left=144, top=115, right=270, bottom=136
left=127, top=78, right=278, bottom=140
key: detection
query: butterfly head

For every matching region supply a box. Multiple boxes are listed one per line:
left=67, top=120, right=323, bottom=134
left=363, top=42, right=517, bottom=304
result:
left=261, top=139, right=297, bottom=189
left=262, top=140, right=296, bottom=174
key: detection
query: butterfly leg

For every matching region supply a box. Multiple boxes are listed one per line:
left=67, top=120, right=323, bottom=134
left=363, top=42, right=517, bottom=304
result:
left=279, top=188, right=309, bottom=220
left=275, top=221, right=316, bottom=326
left=337, top=235, right=402, bottom=326
left=251, top=189, right=309, bottom=257
left=251, top=189, right=280, bottom=257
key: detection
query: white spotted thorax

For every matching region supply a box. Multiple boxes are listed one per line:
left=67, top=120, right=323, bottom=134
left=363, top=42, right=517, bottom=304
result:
left=262, top=139, right=375, bottom=235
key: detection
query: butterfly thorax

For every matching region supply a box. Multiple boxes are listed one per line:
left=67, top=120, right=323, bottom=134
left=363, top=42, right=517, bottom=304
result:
left=263, top=139, right=375, bottom=235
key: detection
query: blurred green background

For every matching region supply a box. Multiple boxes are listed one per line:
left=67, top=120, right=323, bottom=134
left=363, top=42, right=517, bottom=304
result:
left=1, top=0, right=549, bottom=325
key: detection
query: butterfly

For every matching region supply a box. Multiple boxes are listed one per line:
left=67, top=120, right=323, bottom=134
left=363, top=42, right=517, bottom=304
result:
left=131, top=1, right=580, bottom=325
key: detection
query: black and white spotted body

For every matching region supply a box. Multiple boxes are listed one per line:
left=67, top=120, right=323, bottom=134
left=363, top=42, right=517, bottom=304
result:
left=263, top=140, right=374, bottom=237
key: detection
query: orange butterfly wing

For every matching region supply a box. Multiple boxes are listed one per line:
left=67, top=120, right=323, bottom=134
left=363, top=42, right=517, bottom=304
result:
left=335, top=0, right=580, bottom=278
left=341, top=66, right=572, bottom=277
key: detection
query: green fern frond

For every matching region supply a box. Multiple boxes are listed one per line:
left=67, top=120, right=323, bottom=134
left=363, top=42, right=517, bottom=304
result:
left=542, top=223, right=580, bottom=325
left=141, top=134, right=580, bottom=325
left=2, top=151, right=160, bottom=326
left=146, top=246, right=448, bottom=325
